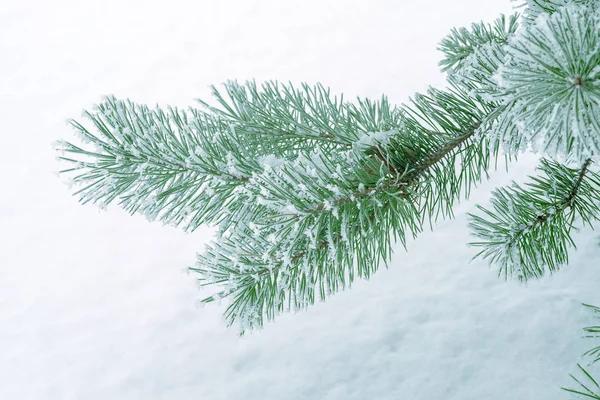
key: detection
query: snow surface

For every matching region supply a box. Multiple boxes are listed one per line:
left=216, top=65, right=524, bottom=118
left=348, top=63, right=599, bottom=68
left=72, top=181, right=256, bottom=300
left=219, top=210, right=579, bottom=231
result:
left=1, top=0, right=599, bottom=399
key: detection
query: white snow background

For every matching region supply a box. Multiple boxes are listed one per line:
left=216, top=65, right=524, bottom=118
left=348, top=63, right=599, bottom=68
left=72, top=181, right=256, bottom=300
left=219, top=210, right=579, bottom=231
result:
left=2, top=0, right=599, bottom=399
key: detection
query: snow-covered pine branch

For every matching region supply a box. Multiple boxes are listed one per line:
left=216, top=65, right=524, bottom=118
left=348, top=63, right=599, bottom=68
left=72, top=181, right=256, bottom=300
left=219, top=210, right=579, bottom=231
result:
left=192, top=84, right=496, bottom=332
left=493, top=3, right=600, bottom=162
left=468, top=158, right=600, bottom=281
left=55, top=0, right=600, bottom=335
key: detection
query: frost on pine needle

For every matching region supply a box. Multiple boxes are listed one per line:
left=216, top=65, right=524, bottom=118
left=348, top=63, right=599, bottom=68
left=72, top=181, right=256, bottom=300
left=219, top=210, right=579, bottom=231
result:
left=494, top=4, right=600, bottom=162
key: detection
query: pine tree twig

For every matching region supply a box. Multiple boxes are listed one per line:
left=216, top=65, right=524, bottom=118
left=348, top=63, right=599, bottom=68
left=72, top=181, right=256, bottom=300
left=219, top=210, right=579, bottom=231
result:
left=566, top=158, right=593, bottom=206
left=469, top=157, right=600, bottom=281
left=507, top=158, right=592, bottom=246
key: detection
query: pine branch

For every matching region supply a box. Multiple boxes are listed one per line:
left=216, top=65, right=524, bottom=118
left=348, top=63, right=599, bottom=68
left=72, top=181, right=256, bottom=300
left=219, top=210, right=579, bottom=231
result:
left=54, top=3, right=600, bottom=336
left=56, top=83, right=405, bottom=232
left=492, top=4, right=600, bottom=162
left=508, top=158, right=591, bottom=243
left=56, top=96, right=270, bottom=230
left=468, top=158, right=600, bottom=280
left=197, top=80, right=403, bottom=148
left=190, top=85, right=497, bottom=332
left=438, top=13, right=519, bottom=72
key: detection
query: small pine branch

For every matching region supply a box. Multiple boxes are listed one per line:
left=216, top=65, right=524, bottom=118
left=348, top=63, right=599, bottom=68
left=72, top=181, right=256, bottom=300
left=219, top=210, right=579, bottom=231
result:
left=468, top=158, right=600, bottom=281
left=438, top=13, right=519, bottom=72
left=56, top=83, right=405, bottom=232
left=55, top=96, right=268, bottom=231
left=439, top=14, right=523, bottom=156
left=197, top=80, right=403, bottom=147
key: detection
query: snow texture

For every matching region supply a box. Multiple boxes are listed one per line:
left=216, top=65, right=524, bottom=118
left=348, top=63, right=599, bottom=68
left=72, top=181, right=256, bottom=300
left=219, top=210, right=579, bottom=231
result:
left=1, top=0, right=599, bottom=399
